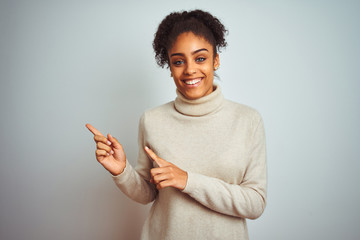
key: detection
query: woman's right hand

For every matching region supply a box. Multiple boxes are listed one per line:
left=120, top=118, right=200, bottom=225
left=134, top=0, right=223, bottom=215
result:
left=85, top=123, right=126, bottom=176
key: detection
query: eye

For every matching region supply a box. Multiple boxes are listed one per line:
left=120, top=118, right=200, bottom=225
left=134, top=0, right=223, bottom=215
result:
left=196, top=57, right=206, bottom=62
left=173, top=60, right=184, bottom=66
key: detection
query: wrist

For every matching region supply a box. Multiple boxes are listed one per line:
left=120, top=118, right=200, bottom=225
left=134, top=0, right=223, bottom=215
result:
left=179, top=171, right=188, bottom=191
left=110, top=161, right=127, bottom=176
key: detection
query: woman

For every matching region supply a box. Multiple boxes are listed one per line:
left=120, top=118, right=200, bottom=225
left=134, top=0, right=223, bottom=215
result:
left=86, top=9, right=267, bottom=240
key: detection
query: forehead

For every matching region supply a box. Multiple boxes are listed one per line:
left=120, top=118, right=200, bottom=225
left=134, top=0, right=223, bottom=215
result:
left=168, top=32, right=214, bottom=55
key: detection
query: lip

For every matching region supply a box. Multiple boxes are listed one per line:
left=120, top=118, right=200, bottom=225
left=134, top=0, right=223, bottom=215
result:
left=181, top=77, right=203, bottom=88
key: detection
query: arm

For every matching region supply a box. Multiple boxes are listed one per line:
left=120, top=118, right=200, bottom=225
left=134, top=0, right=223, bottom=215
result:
left=86, top=117, right=157, bottom=205
left=146, top=117, right=267, bottom=219
left=111, top=159, right=157, bottom=205
left=182, top=118, right=267, bottom=219
left=112, top=114, right=158, bottom=204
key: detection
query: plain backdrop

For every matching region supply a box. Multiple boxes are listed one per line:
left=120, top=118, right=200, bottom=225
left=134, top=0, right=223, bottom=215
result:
left=1, top=0, right=359, bottom=239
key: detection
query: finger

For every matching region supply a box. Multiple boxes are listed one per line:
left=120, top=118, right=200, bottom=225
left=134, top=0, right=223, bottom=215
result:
left=94, top=135, right=112, bottom=145
left=155, top=180, right=175, bottom=190
left=150, top=167, right=164, bottom=176
left=107, top=134, right=123, bottom=150
left=152, top=173, right=172, bottom=185
left=86, top=123, right=105, bottom=137
left=97, top=142, right=112, bottom=153
left=150, top=166, right=172, bottom=177
left=96, top=149, right=108, bottom=157
left=145, top=146, right=168, bottom=167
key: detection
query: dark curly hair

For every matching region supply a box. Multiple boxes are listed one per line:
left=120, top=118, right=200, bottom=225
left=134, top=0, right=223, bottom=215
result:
left=153, top=9, right=228, bottom=68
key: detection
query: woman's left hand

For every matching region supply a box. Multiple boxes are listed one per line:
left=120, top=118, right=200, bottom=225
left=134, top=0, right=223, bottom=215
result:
left=145, top=146, right=188, bottom=191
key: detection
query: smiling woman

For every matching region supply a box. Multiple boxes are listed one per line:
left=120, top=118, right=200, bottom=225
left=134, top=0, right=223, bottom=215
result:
left=168, top=32, right=219, bottom=100
left=86, top=9, right=267, bottom=240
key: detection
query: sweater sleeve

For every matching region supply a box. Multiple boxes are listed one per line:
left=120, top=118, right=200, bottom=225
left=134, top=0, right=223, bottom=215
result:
left=111, top=114, right=157, bottom=205
left=182, top=117, right=267, bottom=219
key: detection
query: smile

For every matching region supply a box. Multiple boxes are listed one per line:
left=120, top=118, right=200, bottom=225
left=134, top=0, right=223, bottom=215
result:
left=182, top=78, right=202, bottom=85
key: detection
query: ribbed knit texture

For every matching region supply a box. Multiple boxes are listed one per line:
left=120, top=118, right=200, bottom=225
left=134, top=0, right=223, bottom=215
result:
left=112, top=85, right=267, bottom=240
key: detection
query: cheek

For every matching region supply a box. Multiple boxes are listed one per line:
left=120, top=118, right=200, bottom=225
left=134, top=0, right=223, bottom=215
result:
left=174, top=67, right=186, bottom=77
left=172, top=71, right=183, bottom=85
left=172, top=70, right=182, bottom=79
left=203, top=64, right=214, bottom=75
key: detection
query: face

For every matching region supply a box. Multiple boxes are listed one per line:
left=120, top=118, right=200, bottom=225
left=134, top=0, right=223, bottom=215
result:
left=168, top=32, right=219, bottom=100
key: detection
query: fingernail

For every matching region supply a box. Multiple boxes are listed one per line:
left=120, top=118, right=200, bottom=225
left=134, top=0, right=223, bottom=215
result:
left=107, top=141, right=111, bottom=145
left=145, top=146, right=149, bottom=150
left=106, top=153, right=110, bottom=156
left=111, top=150, right=114, bottom=154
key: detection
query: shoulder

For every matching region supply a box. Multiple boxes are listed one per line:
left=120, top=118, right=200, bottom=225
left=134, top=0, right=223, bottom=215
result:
left=222, top=99, right=265, bottom=137
left=139, top=101, right=175, bottom=125
left=223, top=99, right=263, bottom=123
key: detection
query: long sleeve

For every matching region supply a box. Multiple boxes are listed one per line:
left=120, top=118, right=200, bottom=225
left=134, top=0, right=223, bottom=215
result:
left=182, top=118, right=267, bottom=219
left=108, top=86, right=266, bottom=239
left=112, top=114, right=157, bottom=205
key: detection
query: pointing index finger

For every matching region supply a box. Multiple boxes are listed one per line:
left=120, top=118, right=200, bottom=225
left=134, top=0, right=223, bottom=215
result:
left=85, top=123, right=105, bottom=137
left=145, top=146, right=167, bottom=167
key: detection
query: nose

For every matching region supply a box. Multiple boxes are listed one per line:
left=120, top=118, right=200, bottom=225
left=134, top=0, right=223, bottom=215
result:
left=184, top=62, right=197, bottom=75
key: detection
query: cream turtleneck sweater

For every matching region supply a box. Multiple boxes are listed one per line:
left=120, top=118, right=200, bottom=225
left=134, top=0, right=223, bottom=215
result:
left=112, top=85, right=267, bottom=240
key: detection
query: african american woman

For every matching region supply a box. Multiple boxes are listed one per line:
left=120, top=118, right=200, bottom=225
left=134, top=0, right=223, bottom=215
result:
left=86, top=9, right=267, bottom=240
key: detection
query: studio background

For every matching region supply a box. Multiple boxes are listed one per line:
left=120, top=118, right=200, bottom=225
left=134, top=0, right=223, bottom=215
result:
left=1, top=0, right=359, bottom=239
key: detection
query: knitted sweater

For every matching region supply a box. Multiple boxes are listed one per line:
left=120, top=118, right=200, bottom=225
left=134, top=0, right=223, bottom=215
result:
left=112, top=85, right=267, bottom=240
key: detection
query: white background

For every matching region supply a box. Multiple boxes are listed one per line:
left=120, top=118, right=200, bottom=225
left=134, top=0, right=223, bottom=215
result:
left=1, top=0, right=359, bottom=239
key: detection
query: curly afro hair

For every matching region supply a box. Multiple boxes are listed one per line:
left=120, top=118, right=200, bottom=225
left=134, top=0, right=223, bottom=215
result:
left=153, top=9, right=228, bottom=68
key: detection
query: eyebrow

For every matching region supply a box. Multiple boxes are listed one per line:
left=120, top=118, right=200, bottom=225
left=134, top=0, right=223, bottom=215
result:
left=170, top=48, right=209, bottom=57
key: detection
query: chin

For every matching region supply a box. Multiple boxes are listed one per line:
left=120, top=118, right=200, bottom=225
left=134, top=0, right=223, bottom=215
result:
left=182, top=90, right=206, bottom=100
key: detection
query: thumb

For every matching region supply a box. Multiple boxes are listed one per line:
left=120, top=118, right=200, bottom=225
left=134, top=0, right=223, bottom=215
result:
left=107, top=134, right=122, bottom=149
left=145, top=146, right=167, bottom=167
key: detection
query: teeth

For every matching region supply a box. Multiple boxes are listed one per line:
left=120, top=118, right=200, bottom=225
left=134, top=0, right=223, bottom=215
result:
left=184, top=78, right=201, bottom=85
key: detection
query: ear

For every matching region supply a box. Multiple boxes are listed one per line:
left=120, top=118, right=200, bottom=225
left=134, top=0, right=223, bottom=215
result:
left=213, top=53, right=220, bottom=70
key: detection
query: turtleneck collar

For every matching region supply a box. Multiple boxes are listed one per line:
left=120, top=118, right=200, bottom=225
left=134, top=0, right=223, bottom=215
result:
left=174, top=84, right=224, bottom=117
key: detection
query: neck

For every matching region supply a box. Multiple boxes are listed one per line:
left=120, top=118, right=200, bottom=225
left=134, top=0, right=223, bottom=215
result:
left=174, top=84, right=224, bottom=117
